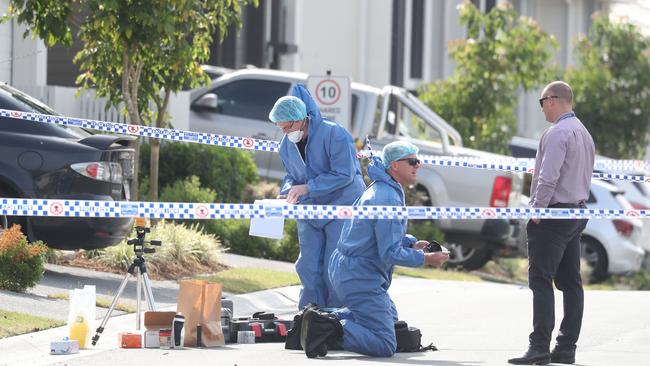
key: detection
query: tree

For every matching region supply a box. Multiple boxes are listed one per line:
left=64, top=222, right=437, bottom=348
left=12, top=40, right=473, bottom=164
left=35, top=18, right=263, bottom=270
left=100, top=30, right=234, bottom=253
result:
left=418, top=1, right=558, bottom=154
left=3, top=0, right=257, bottom=201
left=565, top=13, right=650, bottom=159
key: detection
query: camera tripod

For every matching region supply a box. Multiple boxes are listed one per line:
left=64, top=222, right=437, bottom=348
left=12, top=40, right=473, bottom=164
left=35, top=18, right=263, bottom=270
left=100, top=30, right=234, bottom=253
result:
left=91, top=223, right=162, bottom=346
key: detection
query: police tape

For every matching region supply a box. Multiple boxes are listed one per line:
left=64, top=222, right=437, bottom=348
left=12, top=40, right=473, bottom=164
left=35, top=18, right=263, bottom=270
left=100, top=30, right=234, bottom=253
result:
left=2, top=108, right=649, bottom=183
left=1, top=198, right=648, bottom=220
left=358, top=152, right=650, bottom=183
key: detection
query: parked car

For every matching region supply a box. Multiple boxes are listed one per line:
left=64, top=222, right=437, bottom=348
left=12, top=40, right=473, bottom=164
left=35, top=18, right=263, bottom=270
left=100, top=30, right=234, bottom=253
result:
left=188, top=68, right=524, bottom=270
left=510, top=136, right=650, bottom=271
left=0, top=83, right=135, bottom=249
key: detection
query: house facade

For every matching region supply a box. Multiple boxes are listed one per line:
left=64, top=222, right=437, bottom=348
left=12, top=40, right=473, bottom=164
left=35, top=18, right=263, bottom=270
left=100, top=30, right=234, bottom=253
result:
left=2, top=0, right=648, bottom=159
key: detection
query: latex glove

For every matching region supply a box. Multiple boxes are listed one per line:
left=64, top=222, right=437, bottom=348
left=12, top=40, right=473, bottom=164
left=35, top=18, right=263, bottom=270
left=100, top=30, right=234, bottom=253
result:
left=287, top=184, right=308, bottom=204
left=413, top=240, right=429, bottom=251
left=424, top=251, right=450, bottom=267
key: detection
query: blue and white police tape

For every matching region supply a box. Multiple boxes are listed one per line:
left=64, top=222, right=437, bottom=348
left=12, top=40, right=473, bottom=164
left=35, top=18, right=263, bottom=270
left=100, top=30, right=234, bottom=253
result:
left=1, top=198, right=649, bottom=220
left=0, top=109, right=279, bottom=153
left=2, top=108, right=649, bottom=182
left=359, top=151, right=650, bottom=183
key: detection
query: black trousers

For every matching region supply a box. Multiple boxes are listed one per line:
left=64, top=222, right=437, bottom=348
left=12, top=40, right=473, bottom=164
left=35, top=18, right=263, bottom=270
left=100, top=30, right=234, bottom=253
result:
left=526, top=213, right=588, bottom=351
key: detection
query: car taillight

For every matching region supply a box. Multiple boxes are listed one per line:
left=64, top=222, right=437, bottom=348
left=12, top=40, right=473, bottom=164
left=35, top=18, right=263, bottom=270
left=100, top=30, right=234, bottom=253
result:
left=613, top=219, right=634, bottom=238
left=631, top=202, right=649, bottom=210
left=490, top=176, right=512, bottom=207
left=71, top=162, right=123, bottom=183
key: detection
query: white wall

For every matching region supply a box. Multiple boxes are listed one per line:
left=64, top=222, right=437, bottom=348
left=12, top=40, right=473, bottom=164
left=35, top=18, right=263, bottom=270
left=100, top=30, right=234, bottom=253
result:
left=10, top=22, right=47, bottom=88
left=0, top=0, right=11, bottom=83
left=296, top=0, right=392, bottom=87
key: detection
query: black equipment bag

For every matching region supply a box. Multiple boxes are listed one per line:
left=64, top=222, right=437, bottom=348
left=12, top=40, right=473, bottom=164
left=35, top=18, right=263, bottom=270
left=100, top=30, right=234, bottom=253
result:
left=229, top=312, right=294, bottom=343
left=285, top=310, right=304, bottom=350
left=395, top=320, right=437, bottom=352
left=285, top=305, right=342, bottom=351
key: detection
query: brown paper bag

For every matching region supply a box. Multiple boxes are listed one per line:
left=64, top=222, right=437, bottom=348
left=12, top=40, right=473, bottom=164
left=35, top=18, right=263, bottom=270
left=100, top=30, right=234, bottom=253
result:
left=177, top=279, right=225, bottom=347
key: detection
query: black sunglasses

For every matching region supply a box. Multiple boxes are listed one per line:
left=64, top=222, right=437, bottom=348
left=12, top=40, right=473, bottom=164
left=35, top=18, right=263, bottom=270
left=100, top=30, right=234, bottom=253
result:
left=397, top=157, right=421, bottom=167
left=538, top=95, right=559, bottom=107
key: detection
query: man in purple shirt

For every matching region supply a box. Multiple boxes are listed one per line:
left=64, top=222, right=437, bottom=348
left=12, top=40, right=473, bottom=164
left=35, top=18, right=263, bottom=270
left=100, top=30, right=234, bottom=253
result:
left=509, top=81, right=595, bottom=365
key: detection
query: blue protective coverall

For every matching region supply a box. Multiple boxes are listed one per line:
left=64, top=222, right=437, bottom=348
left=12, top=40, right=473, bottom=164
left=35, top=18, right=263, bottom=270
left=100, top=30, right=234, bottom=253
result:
left=279, top=84, right=365, bottom=309
left=328, top=156, right=425, bottom=357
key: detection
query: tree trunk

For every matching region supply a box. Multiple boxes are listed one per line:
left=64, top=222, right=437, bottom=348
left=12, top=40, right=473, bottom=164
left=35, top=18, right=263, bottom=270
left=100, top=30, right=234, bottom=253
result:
left=149, top=90, right=171, bottom=203
left=121, top=52, right=143, bottom=202
left=131, top=140, right=140, bottom=201
left=149, top=138, right=160, bottom=202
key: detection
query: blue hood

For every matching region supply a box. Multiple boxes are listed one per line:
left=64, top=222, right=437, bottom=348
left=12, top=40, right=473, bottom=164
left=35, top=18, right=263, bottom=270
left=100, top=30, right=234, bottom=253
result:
left=367, top=156, right=402, bottom=194
left=292, top=84, right=322, bottom=128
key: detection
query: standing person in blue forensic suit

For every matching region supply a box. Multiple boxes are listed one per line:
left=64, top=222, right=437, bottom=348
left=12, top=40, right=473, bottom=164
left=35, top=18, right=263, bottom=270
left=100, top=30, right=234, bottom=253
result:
left=298, top=141, right=450, bottom=358
left=268, top=85, right=365, bottom=309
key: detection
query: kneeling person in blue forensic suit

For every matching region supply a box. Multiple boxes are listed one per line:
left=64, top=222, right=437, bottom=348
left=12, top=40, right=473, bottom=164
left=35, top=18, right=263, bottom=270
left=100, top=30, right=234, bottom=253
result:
left=299, top=141, right=450, bottom=358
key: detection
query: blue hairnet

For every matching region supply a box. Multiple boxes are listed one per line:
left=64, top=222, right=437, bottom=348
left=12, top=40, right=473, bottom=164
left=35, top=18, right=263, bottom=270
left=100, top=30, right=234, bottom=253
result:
left=269, top=96, right=307, bottom=123
left=381, top=141, right=419, bottom=169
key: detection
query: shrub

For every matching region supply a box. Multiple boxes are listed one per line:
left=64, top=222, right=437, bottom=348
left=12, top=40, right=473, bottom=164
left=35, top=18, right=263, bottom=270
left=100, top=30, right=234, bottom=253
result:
left=408, top=220, right=445, bottom=244
left=140, top=142, right=258, bottom=203
left=160, top=176, right=217, bottom=203
left=91, top=221, right=222, bottom=279
left=0, top=225, right=48, bottom=292
left=275, top=219, right=299, bottom=262
left=209, top=219, right=277, bottom=259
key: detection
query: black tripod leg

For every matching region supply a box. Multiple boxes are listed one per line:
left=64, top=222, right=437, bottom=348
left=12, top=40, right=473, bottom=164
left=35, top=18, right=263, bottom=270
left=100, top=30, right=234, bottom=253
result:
left=91, top=263, right=137, bottom=346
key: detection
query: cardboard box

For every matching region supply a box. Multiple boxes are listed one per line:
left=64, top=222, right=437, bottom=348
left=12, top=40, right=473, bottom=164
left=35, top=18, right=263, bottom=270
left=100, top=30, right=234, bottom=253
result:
left=118, top=332, right=142, bottom=348
left=144, top=311, right=176, bottom=348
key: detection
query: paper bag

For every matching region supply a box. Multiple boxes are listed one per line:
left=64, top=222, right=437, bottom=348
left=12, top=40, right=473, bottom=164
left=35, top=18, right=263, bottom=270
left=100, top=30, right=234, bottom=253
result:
left=177, top=280, right=224, bottom=347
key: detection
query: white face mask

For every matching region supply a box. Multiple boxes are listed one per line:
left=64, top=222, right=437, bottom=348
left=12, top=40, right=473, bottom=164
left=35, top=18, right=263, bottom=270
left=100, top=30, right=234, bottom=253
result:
left=287, top=130, right=304, bottom=143
left=285, top=118, right=307, bottom=143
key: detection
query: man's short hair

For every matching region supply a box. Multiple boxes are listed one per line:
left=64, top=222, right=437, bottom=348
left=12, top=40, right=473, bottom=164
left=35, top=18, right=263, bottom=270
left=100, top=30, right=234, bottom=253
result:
left=543, top=81, right=573, bottom=105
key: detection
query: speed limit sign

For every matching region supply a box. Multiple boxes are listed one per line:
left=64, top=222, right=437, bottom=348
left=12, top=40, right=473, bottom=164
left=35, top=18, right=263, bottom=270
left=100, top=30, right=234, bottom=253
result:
left=307, top=74, right=351, bottom=129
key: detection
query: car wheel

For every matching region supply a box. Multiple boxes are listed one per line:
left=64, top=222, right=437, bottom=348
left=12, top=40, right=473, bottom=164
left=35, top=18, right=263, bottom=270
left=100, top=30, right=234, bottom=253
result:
left=446, top=243, right=492, bottom=271
left=580, top=237, right=609, bottom=283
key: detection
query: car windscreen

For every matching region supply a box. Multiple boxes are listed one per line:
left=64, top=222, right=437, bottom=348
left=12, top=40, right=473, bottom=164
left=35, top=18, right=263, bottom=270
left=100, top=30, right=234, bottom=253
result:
left=0, top=85, right=92, bottom=139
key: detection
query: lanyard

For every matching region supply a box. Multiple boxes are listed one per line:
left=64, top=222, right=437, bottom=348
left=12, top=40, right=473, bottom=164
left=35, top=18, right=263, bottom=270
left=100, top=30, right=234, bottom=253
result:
left=554, top=112, right=575, bottom=123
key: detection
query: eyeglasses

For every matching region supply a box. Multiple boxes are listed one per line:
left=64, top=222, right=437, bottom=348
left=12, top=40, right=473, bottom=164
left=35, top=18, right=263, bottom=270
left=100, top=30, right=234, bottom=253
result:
left=397, top=157, right=421, bottom=167
left=538, top=95, right=559, bottom=107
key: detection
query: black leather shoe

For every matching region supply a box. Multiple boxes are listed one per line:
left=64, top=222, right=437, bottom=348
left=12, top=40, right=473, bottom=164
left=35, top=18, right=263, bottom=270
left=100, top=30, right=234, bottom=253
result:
left=508, top=347, right=551, bottom=365
left=550, top=347, right=576, bottom=364
left=300, top=308, right=343, bottom=358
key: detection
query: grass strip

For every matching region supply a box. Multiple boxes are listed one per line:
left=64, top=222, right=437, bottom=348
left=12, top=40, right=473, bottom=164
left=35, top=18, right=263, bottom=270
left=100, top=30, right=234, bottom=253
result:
left=0, top=309, right=64, bottom=338
left=198, top=268, right=300, bottom=294
left=394, top=266, right=484, bottom=282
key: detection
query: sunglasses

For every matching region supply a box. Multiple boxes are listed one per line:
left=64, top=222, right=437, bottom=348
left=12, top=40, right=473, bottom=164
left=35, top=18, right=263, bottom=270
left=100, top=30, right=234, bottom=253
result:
left=397, top=157, right=421, bottom=167
left=538, top=95, right=559, bottom=107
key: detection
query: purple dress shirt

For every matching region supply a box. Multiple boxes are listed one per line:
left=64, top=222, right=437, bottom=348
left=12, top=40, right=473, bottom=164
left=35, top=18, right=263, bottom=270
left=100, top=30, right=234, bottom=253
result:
left=530, top=112, right=595, bottom=208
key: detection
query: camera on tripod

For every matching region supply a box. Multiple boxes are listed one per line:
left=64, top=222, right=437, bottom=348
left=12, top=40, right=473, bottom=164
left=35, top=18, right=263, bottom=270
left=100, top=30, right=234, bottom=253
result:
left=127, top=218, right=162, bottom=255
left=92, top=217, right=162, bottom=346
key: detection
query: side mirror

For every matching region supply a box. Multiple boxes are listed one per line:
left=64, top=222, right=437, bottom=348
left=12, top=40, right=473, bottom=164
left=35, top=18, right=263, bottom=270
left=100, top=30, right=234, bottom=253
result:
left=192, top=93, right=219, bottom=111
